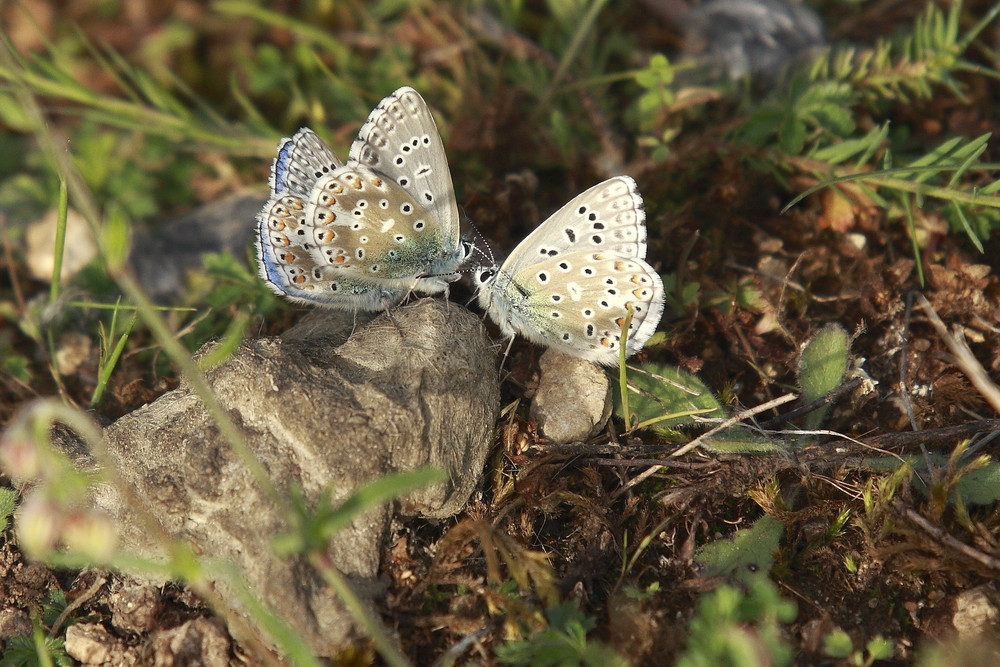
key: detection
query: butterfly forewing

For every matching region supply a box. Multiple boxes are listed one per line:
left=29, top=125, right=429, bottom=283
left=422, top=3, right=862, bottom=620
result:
left=349, top=87, right=460, bottom=253
left=507, top=176, right=647, bottom=265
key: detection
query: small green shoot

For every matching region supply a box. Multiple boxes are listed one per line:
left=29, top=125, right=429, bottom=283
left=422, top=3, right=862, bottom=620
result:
left=495, top=602, right=628, bottom=667
left=676, top=580, right=797, bottom=667
left=0, top=487, right=17, bottom=531
left=797, top=323, right=850, bottom=430
left=824, top=628, right=895, bottom=665
left=90, top=300, right=137, bottom=407
left=272, top=467, right=446, bottom=556
left=48, top=177, right=68, bottom=302
left=617, top=306, right=634, bottom=427
left=695, top=514, right=784, bottom=587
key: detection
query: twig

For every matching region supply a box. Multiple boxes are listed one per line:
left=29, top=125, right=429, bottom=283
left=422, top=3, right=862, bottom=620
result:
left=916, top=293, right=1000, bottom=414
left=757, top=377, right=864, bottom=430
left=891, top=498, right=1000, bottom=572
left=670, top=393, right=797, bottom=458
left=51, top=573, right=107, bottom=635
left=608, top=394, right=797, bottom=499
left=863, top=419, right=1000, bottom=449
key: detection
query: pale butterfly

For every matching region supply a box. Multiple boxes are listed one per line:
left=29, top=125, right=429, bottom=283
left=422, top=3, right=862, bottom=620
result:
left=472, top=176, right=665, bottom=366
left=305, top=86, right=472, bottom=295
left=256, top=87, right=471, bottom=309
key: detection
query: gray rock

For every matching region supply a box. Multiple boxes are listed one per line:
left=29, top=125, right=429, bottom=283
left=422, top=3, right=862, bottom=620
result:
left=129, top=191, right=264, bottom=300
left=82, top=298, right=498, bottom=658
left=680, top=0, right=826, bottom=85
left=65, top=623, right=134, bottom=666
left=147, top=617, right=233, bottom=667
left=529, top=349, right=612, bottom=442
left=0, top=608, right=31, bottom=640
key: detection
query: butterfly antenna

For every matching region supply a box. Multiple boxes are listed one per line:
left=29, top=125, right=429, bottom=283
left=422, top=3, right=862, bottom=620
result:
left=461, top=211, right=497, bottom=266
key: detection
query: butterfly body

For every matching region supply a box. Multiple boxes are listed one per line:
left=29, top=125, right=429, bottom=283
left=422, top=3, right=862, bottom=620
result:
left=474, top=176, right=664, bottom=366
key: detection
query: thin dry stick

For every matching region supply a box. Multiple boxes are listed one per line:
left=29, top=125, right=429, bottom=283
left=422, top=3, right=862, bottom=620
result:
left=916, top=293, right=1000, bottom=414
left=892, top=498, right=1000, bottom=572
left=51, top=574, right=106, bottom=635
left=610, top=393, right=797, bottom=499
left=864, top=419, right=1000, bottom=449
left=671, top=393, right=797, bottom=458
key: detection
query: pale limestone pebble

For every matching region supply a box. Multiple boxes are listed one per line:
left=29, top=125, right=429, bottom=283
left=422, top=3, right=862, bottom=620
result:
left=530, top=349, right=612, bottom=442
left=64, top=623, right=136, bottom=666
left=55, top=331, right=93, bottom=376
left=109, top=582, right=162, bottom=635
left=146, top=617, right=234, bottom=667
left=952, top=584, right=1000, bottom=638
left=24, top=207, right=98, bottom=282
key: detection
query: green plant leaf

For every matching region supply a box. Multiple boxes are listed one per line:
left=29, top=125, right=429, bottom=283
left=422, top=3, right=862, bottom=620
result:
left=695, top=514, right=784, bottom=586
left=798, top=324, right=850, bottom=429
left=866, top=636, right=895, bottom=660
left=614, top=363, right=725, bottom=431
left=948, top=462, right=1000, bottom=506
left=0, top=488, right=17, bottom=532
left=701, top=431, right=784, bottom=455
left=676, top=580, right=796, bottom=667
left=495, top=602, right=628, bottom=667
left=823, top=628, right=855, bottom=659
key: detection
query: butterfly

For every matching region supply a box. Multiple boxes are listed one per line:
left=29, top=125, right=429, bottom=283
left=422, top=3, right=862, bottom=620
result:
left=256, top=87, right=471, bottom=310
left=472, top=176, right=664, bottom=366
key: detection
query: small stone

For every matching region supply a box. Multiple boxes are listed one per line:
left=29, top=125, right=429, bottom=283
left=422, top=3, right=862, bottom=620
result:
left=25, top=207, right=97, bottom=282
left=0, top=608, right=31, bottom=639
left=65, top=623, right=134, bottom=665
left=530, top=349, right=612, bottom=442
left=110, top=583, right=162, bottom=634
left=952, top=584, right=1000, bottom=638
left=148, top=617, right=232, bottom=667
left=55, top=332, right=92, bottom=376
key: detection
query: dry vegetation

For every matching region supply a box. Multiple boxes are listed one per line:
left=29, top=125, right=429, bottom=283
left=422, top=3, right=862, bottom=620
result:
left=1, top=0, right=1000, bottom=664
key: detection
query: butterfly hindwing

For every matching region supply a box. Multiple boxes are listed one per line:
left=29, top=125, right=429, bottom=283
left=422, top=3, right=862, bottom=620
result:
left=484, top=251, right=664, bottom=364
left=271, top=128, right=343, bottom=199
left=256, top=193, right=405, bottom=310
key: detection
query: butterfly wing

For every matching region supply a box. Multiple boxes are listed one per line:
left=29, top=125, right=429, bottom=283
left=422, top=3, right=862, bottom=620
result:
left=349, top=87, right=461, bottom=265
left=476, top=177, right=663, bottom=363
left=508, top=176, right=647, bottom=263
left=256, top=193, right=405, bottom=310
left=481, top=251, right=663, bottom=365
left=270, top=128, right=343, bottom=199
left=304, top=167, right=461, bottom=293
